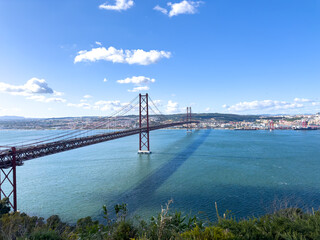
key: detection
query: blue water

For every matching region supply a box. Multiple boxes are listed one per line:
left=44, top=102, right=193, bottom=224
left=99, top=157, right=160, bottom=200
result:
left=0, top=129, right=320, bottom=223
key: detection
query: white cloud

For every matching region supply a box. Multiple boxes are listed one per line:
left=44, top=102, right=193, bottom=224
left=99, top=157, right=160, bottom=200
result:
left=117, top=76, right=155, bottom=85
left=154, top=5, right=168, bottom=15
left=99, top=0, right=134, bottom=11
left=154, top=0, right=202, bottom=17
left=74, top=46, right=171, bottom=65
left=0, top=78, right=66, bottom=104
left=67, top=103, right=92, bottom=110
left=95, top=41, right=102, bottom=46
left=44, top=98, right=66, bottom=103
left=226, top=100, right=304, bottom=112
left=294, top=98, right=312, bottom=103
left=128, top=86, right=150, bottom=92
left=53, top=91, right=64, bottom=96
left=83, top=94, right=93, bottom=99
left=205, top=107, right=210, bottom=112
left=26, top=95, right=66, bottom=103
left=0, top=78, right=53, bottom=96
left=166, top=100, right=180, bottom=113
left=103, top=78, right=108, bottom=82
left=94, top=100, right=127, bottom=111
left=153, top=99, right=162, bottom=105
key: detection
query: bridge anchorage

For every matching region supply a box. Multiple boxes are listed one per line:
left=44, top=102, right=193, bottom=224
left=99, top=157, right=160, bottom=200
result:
left=0, top=93, right=197, bottom=211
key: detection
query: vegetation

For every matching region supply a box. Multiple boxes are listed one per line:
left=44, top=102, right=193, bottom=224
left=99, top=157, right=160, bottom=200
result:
left=0, top=198, right=320, bottom=239
left=164, top=113, right=260, bottom=123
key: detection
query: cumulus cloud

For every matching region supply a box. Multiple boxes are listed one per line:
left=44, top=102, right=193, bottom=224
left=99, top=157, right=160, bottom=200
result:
left=294, top=98, right=312, bottom=103
left=53, top=91, right=64, bottom=96
left=225, top=100, right=304, bottom=113
left=0, top=78, right=66, bottom=104
left=74, top=46, right=171, bottom=65
left=166, top=100, right=180, bottom=113
left=154, top=5, right=168, bottom=15
left=95, top=41, right=102, bottom=46
left=0, top=78, right=53, bottom=96
left=205, top=107, right=210, bottom=112
left=27, top=95, right=66, bottom=103
left=117, top=76, right=155, bottom=92
left=83, top=95, right=93, bottom=99
left=103, top=78, right=108, bottom=82
left=153, top=99, right=162, bottom=105
left=67, top=103, right=92, bottom=110
left=99, top=0, right=134, bottom=11
left=154, top=0, right=202, bottom=17
left=117, top=76, right=155, bottom=85
left=128, top=86, right=150, bottom=92
left=95, top=100, right=128, bottom=111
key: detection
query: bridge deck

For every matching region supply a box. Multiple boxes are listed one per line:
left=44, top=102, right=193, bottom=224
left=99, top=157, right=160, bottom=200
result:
left=0, top=121, right=198, bottom=168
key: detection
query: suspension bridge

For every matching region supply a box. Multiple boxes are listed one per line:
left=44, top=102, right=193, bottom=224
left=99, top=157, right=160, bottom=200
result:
left=0, top=93, right=198, bottom=211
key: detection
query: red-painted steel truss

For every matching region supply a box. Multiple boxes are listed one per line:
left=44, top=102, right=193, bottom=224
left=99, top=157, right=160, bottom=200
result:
left=0, top=94, right=198, bottom=211
left=0, top=147, right=17, bottom=211
left=269, top=120, right=275, bottom=130
left=0, top=122, right=198, bottom=168
left=139, top=94, right=150, bottom=153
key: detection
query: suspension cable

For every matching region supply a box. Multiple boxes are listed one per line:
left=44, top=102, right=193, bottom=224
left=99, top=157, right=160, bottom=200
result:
left=13, top=96, right=139, bottom=147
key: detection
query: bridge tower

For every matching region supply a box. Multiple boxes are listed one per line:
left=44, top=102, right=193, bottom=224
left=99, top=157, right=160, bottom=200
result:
left=302, top=120, right=308, bottom=128
left=268, top=120, right=275, bottom=131
left=0, top=147, right=17, bottom=212
left=187, top=107, right=192, bottom=133
left=138, top=93, right=151, bottom=154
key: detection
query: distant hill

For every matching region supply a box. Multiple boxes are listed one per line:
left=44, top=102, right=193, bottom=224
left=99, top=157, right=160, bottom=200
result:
left=0, top=116, right=25, bottom=121
left=162, top=113, right=261, bottom=122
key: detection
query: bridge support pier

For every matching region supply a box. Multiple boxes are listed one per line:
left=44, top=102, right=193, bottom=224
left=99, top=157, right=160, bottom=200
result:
left=0, top=147, right=17, bottom=212
left=138, top=93, right=151, bottom=154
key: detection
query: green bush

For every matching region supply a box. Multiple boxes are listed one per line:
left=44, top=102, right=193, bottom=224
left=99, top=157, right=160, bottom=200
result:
left=0, top=201, right=319, bottom=239
left=28, top=229, right=62, bottom=240
left=181, top=225, right=234, bottom=240
left=112, top=221, right=137, bottom=240
left=0, top=198, right=10, bottom=217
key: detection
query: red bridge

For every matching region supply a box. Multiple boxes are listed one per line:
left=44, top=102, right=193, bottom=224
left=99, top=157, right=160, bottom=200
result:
left=0, top=93, right=198, bottom=211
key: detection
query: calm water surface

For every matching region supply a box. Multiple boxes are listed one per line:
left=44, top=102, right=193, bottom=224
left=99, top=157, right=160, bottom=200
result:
left=0, top=129, right=319, bottom=223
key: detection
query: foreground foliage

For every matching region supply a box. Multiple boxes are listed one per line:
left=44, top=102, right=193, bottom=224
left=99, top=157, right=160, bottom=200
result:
left=0, top=198, right=320, bottom=239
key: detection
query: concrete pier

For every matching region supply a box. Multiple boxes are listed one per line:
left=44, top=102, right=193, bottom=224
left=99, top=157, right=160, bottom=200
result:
left=138, top=150, right=151, bottom=154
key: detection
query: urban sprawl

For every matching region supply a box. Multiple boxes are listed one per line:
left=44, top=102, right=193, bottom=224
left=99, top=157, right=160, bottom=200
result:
left=0, top=113, right=320, bottom=131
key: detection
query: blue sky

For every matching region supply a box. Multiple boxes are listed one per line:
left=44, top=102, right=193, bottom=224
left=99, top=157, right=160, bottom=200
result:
left=0, top=0, right=319, bottom=117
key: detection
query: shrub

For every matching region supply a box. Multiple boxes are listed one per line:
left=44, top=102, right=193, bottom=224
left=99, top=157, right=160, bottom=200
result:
left=0, top=198, right=10, bottom=217
left=181, top=225, right=234, bottom=240
left=28, top=229, right=62, bottom=240
left=112, top=221, right=137, bottom=240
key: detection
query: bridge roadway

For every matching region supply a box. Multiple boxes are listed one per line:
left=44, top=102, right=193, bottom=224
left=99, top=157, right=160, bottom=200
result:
left=0, top=121, right=198, bottom=169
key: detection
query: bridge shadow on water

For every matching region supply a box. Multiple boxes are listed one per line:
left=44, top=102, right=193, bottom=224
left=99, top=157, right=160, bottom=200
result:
left=102, top=129, right=211, bottom=218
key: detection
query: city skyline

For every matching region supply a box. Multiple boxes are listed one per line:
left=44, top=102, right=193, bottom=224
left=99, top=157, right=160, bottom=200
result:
left=0, top=0, right=319, bottom=118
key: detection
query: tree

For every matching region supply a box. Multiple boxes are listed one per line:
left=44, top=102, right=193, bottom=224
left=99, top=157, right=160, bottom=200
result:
left=0, top=198, right=10, bottom=216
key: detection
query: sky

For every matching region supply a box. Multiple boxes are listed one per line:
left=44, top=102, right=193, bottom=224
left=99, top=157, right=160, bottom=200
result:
left=0, top=0, right=319, bottom=117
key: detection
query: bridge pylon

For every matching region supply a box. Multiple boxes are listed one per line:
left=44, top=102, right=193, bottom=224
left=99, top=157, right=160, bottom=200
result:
left=187, top=107, right=192, bottom=133
left=0, top=147, right=17, bottom=212
left=138, top=93, right=151, bottom=154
